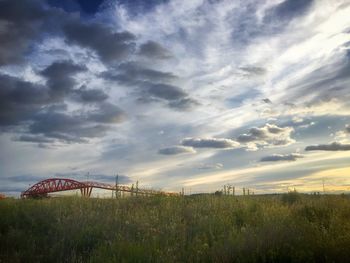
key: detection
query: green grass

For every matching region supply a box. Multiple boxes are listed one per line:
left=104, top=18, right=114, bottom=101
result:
left=1, top=194, right=350, bottom=262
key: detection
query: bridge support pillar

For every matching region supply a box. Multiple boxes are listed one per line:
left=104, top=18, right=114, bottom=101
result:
left=80, top=187, right=93, bottom=197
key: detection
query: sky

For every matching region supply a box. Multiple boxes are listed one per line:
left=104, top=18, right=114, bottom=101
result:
left=1, top=0, right=350, bottom=196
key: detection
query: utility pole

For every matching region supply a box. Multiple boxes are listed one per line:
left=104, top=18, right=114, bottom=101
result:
left=136, top=180, right=139, bottom=196
left=232, top=186, right=235, bottom=196
left=115, top=174, right=119, bottom=198
left=131, top=183, right=134, bottom=197
left=243, top=187, right=246, bottom=196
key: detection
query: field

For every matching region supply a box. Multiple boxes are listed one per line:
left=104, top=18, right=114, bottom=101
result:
left=1, top=193, right=350, bottom=263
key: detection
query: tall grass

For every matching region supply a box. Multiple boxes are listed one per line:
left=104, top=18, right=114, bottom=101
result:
left=1, top=194, right=350, bottom=262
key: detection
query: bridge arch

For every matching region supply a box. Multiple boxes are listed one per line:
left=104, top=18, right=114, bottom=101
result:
left=21, top=178, right=88, bottom=198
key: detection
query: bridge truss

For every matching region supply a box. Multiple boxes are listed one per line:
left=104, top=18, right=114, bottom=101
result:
left=21, top=178, right=177, bottom=198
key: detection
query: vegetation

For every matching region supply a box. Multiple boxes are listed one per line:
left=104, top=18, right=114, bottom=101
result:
left=1, top=194, right=350, bottom=262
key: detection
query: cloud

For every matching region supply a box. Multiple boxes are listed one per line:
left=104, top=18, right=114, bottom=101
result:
left=168, top=98, right=200, bottom=111
left=119, top=62, right=177, bottom=81
left=346, top=125, right=350, bottom=133
left=73, top=86, right=108, bottom=103
left=265, top=0, right=314, bottom=21
left=146, top=83, right=186, bottom=101
left=47, top=0, right=105, bottom=15
left=181, top=138, right=239, bottom=149
left=197, top=163, right=223, bottom=170
left=0, top=72, right=123, bottom=145
left=63, top=20, right=136, bottom=64
left=260, top=153, right=304, bottom=162
left=237, top=124, right=295, bottom=149
left=101, top=62, right=199, bottom=110
left=103, top=62, right=177, bottom=84
left=286, top=46, right=350, bottom=107
left=305, top=142, right=350, bottom=151
left=0, top=0, right=47, bottom=65
left=29, top=111, right=109, bottom=143
left=138, top=40, right=172, bottom=59
left=88, top=103, right=126, bottom=124
left=158, top=146, right=196, bottom=155
left=0, top=73, right=50, bottom=126
left=14, top=135, right=55, bottom=144
left=262, top=98, right=272, bottom=104
left=40, top=60, right=87, bottom=100
left=239, top=66, right=266, bottom=76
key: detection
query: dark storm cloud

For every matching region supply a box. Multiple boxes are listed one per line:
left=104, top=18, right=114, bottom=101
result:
left=63, top=20, right=136, bottom=64
left=0, top=74, right=49, bottom=126
left=138, top=40, right=172, bottom=59
left=0, top=0, right=47, bottom=65
left=40, top=60, right=87, bottom=100
left=106, top=70, right=195, bottom=107
left=305, top=142, right=350, bottom=151
left=0, top=63, right=125, bottom=145
left=265, top=0, right=314, bottom=21
left=146, top=83, right=187, bottom=101
left=260, top=153, right=303, bottom=162
left=101, top=62, right=199, bottom=110
left=181, top=138, right=239, bottom=149
left=102, top=62, right=177, bottom=84
left=29, top=111, right=109, bottom=143
left=0, top=0, right=137, bottom=66
left=73, top=86, right=108, bottom=103
left=346, top=126, right=350, bottom=133
left=88, top=103, right=126, bottom=124
left=0, top=70, right=111, bottom=144
left=119, top=62, right=177, bottom=81
left=116, top=0, right=169, bottom=16
left=0, top=0, right=131, bottom=146
left=158, top=146, right=196, bottom=155
left=48, top=0, right=105, bottom=15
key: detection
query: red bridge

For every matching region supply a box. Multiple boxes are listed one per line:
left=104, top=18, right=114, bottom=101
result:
left=21, top=178, right=177, bottom=198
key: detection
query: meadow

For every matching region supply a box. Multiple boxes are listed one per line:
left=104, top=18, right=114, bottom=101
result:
left=1, top=193, right=350, bottom=263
